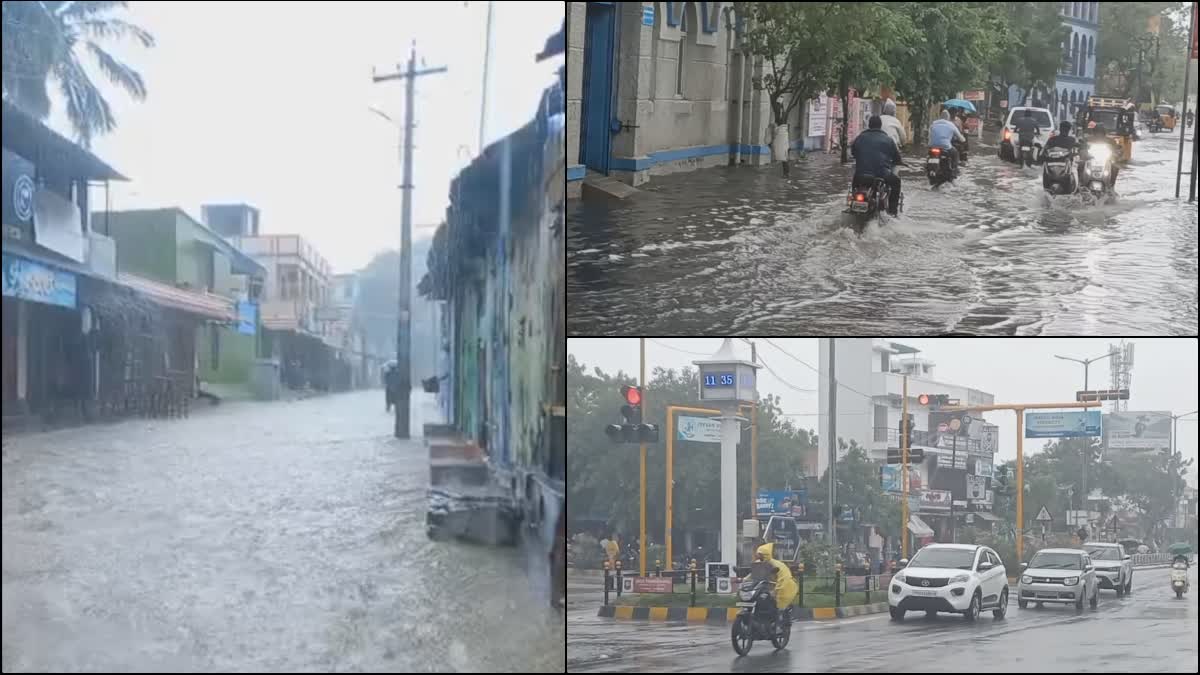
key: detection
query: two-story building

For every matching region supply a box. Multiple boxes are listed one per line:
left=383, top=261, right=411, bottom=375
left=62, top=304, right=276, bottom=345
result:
left=3, top=100, right=249, bottom=428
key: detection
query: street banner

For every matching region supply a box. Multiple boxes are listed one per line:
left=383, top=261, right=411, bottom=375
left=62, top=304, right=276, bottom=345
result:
left=676, top=415, right=721, bottom=443
left=1025, top=410, right=1102, bottom=438
left=1104, top=411, right=1171, bottom=450
left=918, top=489, right=952, bottom=511
left=756, top=489, right=807, bottom=517
left=628, top=577, right=673, bottom=593
left=962, top=89, right=986, bottom=101
left=967, top=475, right=987, bottom=500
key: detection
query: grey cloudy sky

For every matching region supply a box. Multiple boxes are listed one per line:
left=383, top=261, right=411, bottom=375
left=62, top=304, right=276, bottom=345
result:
left=568, top=338, right=1200, bottom=486
left=70, top=1, right=562, bottom=273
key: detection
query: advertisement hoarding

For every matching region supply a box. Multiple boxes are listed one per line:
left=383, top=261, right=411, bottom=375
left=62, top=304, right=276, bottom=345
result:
left=676, top=415, right=721, bottom=443
left=1025, top=410, right=1102, bottom=438
left=1104, top=411, right=1171, bottom=450
left=756, top=489, right=807, bottom=517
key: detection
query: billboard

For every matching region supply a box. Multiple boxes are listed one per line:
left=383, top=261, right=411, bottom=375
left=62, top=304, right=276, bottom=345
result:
left=1105, top=411, right=1171, bottom=450
left=1025, top=410, right=1102, bottom=438
left=880, top=465, right=923, bottom=492
left=756, top=489, right=807, bottom=517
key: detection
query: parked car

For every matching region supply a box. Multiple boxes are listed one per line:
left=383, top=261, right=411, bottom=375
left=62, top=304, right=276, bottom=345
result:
left=1018, top=548, right=1099, bottom=610
left=888, top=543, right=1009, bottom=622
left=998, top=106, right=1056, bottom=162
left=1084, top=541, right=1133, bottom=596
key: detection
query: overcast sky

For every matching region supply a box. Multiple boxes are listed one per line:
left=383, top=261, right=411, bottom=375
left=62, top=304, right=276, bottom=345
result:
left=568, top=338, right=1200, bottom=486
left=67, top=1, right=562, bottom=273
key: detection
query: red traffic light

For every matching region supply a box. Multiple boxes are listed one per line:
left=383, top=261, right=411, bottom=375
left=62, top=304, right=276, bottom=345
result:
left=621, top=385, right=642, bottom=406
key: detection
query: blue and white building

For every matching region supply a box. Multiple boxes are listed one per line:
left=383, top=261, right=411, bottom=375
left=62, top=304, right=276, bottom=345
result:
left=1055, top=2, right=1101, bottom=122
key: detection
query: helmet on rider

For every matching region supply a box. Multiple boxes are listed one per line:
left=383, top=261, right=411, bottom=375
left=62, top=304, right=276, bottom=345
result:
left=1059, top=120, right=1072, bottom=136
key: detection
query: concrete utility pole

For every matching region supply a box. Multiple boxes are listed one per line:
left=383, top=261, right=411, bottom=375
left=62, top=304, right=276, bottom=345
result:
left=827, top=338, right=837, bottom=547
left=373, top=43, right=447, bottom=439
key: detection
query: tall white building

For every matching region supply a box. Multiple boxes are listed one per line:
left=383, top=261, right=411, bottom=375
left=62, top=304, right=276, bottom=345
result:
left=817, top=339, right=998, bottom=477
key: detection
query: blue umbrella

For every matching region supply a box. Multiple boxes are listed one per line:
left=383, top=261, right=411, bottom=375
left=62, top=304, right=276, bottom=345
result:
left=943, top=98, right=977, bottom=114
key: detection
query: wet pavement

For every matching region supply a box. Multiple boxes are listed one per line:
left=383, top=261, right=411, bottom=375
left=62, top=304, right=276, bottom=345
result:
left=2, top=389, right=564, bottom=673
left=567, top=565, right=1197, bottom=672
left=568, top=128, right=1198, bottom=335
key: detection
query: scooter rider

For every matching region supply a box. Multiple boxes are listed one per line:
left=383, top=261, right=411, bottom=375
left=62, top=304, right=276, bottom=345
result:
left=850, top=115, right=904, bottom=216
left=929, top=110, right=966, bottom=173
left=1039, top=120, right=1079, bottom=188
left=1013, top=109, right=1041, bottom=167
left=1080, top=121, right=1120, bottom=189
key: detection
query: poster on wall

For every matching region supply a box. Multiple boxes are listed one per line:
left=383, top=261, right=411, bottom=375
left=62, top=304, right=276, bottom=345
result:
left=807, top=94, right=828, bottom=138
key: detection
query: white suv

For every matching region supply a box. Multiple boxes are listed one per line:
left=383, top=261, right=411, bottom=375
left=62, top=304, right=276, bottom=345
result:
left=1084, top=542, right=1133, bottom=596
left=889, top=543, right=1009, bottom=622
left=1018, top=547, right=1099, bottom=610
left=999, top=106, right=1056, bottom=162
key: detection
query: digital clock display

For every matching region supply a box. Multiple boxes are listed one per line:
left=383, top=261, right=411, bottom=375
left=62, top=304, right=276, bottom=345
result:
left=703, top=373, right=735, bottom=387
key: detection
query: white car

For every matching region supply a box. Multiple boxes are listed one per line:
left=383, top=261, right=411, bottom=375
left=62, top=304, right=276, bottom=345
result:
left=888, top=543, right=1009, bottom=622
left=1018, top=547, right=1099, bottom=610
left=999, top=106, right=1056, bottom=162
left=1084, top=542, right=1133, bottom=596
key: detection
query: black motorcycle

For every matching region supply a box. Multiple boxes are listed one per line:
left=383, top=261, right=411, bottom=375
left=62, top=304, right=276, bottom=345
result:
left=1016, top=135, right=1038, bottom=168
left=926, top=146, right=957, bottom=187
left=846, top=174, right=900, bottom=224
left=1041, top=146, right=1078, bottom=195
left=731, top=578, right=791, bottom=656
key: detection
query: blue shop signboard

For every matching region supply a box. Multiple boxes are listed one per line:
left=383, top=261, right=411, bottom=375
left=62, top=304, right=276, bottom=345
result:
left=2, top=253, right=77, bottom=308
left=236, top=300, right=257, bottom=335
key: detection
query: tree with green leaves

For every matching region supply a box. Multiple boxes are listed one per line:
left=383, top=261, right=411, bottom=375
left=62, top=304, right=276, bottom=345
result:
left=1, top=0, right=154, bottom=147
left=987, top=3, right=1070, bottom=117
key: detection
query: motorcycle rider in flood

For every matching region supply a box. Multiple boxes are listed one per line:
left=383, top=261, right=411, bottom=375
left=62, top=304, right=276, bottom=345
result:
left=1080, top=121, right=1120, bottom=189
left=755, top=542, right=798, bottom=621
left=1039, top=120, right=1080, bottom=191
left=929, top=110, right=966, bottom=173
left=879, top=99, right=907, bottom=151
left=850, top=115, right=903, bottom=215
left=1013, top=109, right=1041, bottom=167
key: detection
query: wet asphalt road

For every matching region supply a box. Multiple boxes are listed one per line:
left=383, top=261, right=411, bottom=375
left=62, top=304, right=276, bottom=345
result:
left=2, top=389, right=564, bottom=673
left=568, top=127, right=1198, bottom=335
left=566, top=565, right=1197, bottom=672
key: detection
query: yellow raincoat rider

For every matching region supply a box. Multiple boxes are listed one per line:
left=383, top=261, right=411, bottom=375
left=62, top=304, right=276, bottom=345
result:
left=755, top=542, right=798, bottom=611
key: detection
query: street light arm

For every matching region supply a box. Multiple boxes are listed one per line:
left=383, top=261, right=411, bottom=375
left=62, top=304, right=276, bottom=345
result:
left=1053, top=354, right=1085, bottom=364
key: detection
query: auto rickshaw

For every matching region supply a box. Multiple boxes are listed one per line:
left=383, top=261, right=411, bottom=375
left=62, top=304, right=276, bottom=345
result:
left=1152, top=104, right=1177, bottom=132
left=1077, top=96, right=1136, bottom=164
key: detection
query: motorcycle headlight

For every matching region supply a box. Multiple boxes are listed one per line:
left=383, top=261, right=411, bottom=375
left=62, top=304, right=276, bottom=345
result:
left=1090, top=145, right=1112, bottom=163
left=1063, top=576, right=1080, bottom=586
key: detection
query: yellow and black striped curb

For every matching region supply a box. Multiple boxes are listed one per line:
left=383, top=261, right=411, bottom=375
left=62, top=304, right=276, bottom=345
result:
left=596, top=601, right=890, bottom=623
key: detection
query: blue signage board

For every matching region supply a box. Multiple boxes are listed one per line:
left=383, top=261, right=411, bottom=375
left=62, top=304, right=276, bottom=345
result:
left=2, top=253, right=77, bottom=309
left=236, top=301, right=257, bottom=335
left=642, top=5, right=655, bottom=26
left=1025, top=410, right=1102, bottom=438
left=756, top=489, right=807, bottom=517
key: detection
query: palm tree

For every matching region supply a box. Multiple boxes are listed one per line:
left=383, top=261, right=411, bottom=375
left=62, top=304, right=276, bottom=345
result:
left=2, top=1, right=153, bottom=147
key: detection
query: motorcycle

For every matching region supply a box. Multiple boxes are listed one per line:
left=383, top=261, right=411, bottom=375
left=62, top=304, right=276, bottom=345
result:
left=846, top=174, right=900, bottom=224
left=1017, top=137, right=1038, bottom=168
left=953, top=137, right=969, bottom=165
left=926, top=146, right=957, bottom=187
left=1041, top=146, right=1078, bottom=195
left=731, top=578, right=791, bottom=656
left=1080, top=142, right=1115, bottom=198
left=1170, top=561, right=1189, bottom=599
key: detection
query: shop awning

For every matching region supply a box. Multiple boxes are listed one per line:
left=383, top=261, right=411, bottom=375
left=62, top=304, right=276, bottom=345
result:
left=116, top=272, right=236, bottom=321
left=972, top=512, right=1002, bottom=521
left=908, top=514, right=935, bottom=537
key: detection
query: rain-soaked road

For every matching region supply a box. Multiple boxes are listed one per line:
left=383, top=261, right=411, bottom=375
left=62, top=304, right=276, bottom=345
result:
left=568, top=128, right=1198, bottom=335
left=2, top=389, right=564, bottom=673
left=567, top=565, right=1197, bottom=672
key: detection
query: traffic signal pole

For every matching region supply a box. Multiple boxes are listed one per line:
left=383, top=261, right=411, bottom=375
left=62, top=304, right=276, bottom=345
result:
left=937, top=400, right=1100, bottom=562
left=640, top=338, right=647, bottom=577
left=901, top=375, right=910, bottom=561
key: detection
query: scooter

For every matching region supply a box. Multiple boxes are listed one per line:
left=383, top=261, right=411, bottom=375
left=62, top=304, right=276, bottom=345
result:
left=1080, top=142, right=1116, bottom=199
left=926, top=146, right=957, bottom=187
left=1170, top=560, right=1189, bottom=599
left=1042, top=146, right=1078, bottom=196
left=1017, top=137, right=1038, bottom=168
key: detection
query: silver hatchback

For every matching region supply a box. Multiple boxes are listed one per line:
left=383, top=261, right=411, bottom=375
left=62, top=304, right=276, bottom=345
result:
left=1018, top=548, right=1099, bottom=610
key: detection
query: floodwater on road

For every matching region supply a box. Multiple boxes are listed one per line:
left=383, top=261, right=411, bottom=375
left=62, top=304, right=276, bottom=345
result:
left=566, top=566, right=1198, bottom=673
left=568, top=129, right=1198, bottom=335
left=2, top=389, right=563, bottom=673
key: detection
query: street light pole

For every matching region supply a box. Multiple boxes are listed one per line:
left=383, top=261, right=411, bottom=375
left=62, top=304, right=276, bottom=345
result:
left=1053, top=350, right=1117, bottom=533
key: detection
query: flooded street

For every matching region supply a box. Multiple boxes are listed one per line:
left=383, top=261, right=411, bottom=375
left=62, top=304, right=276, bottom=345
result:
left=568, top=129, right=1198, bottom=335
left=2, top=390, right=563, bottom=673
